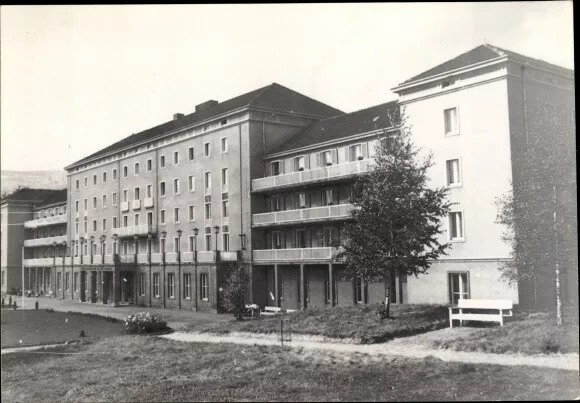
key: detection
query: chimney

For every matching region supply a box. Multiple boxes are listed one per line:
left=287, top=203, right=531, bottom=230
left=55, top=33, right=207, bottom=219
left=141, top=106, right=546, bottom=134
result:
left=173, top=113, right=184, bottom=121
left=195, top=100, right=218, bottom=112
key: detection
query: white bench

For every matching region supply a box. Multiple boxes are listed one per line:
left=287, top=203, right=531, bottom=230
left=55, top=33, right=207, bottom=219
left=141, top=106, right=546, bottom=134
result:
left=449, top=299, right=513, bottom=328
left=260, top=306, right=298, bottom=316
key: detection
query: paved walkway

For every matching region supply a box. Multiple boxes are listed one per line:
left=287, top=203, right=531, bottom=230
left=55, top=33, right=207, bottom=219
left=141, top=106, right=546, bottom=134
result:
left=161, top=330, right=580, bottom=371
left=9, top=297, right=228, bottom=330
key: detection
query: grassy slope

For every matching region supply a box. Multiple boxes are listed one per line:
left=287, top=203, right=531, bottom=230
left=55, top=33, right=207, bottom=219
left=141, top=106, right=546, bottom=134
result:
left=195, top=304, right=449, bottom=343
left=2, top=337, right=579, bottom=402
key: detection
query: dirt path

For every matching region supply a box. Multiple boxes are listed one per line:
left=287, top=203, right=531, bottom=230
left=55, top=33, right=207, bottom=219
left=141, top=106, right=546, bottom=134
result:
left=161, top=331, right=580, bottom=371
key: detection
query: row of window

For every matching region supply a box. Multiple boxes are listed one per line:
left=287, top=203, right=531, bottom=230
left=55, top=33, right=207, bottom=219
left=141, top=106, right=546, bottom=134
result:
left=74, top=139, right=229, bottom=190
left=146, top=272, right=209, bottom=300
left=33, top=206, right=66, bottom=219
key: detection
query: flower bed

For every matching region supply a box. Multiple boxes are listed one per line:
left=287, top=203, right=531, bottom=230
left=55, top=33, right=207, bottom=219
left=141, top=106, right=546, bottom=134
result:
left=123, top=312, right=171, bottom=335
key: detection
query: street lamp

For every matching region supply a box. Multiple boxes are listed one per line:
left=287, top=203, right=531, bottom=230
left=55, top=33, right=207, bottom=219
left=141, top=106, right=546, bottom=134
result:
left=213, top=225, right=220, bottom=252
left=112, top=233, right=119, bottom=307
left=176, top=229, right=182, bottom=309
left=61, top=241, right=67, bottom=300
left=79, top=237, right=85, bottom=265
left=160, top=231, right=167, bottom=308
left=193, top=227, right=199, bottom=311
left=100, top=235, right=106, bottom=264
left=90, top=235, right=95, bottom=265
left=147, top=232, right=153, bottom=307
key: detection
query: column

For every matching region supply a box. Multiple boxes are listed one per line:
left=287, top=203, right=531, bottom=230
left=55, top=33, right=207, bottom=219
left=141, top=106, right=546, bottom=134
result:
left=274, top=264, right=279, bottom=307
left=299, top=264, right=304, bottom=310
left=112, top=268, right=120, bottom=307
left=79, top=271, right=86, bottom=302
left=90, top=271, right=97, bottom=303
left=329, top=263, right=334, bottom=307
left=102, top=272, right=109, bottom=304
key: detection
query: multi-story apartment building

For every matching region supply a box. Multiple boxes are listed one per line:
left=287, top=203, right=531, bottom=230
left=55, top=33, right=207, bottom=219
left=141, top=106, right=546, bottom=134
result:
left=1, top=188, right=67, bottom=295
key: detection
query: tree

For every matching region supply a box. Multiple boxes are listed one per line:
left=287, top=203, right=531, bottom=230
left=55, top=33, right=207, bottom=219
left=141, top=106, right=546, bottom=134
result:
left=335, top=111, right=451, bottom=318
left=220, top=262, right=250, bottom=320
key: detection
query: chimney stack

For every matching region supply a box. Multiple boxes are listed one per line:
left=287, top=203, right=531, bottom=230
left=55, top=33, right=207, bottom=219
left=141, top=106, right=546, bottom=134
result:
left=195, top=100, right=218, bottom=113
left=173, top=113, right=185, bottom=121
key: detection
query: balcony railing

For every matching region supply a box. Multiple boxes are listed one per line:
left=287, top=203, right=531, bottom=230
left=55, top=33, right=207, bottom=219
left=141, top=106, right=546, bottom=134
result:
left=120, top=201, right=130, bottom=212
left=253, top=204, right=354, bottom=227
left=23, top=235, right=67, bottom=247
left=253, top=247, right=338, bottom=262
left=144, top=197, right=154, bottom=209
left=132, top=200, right=141, bottom=210
left=197, top=251, right=217, bottom=262
left=221, top=251, right=239, bottom=261
left=252, top=159, right=373, bottom=192
left=24, top=214, right=67, bottom=229
left=23, top=257, right=55, bottom=267
left=116, top=224, right=158, bottom=238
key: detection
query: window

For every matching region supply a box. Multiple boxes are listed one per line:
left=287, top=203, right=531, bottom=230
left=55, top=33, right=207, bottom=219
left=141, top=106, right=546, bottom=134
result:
left=296, top=229, right=306, bottom=248
left=65, top=272, right=70, bottom=291
left=270, top=161, right=281, bottom=176
left=76, top=180, right=80, bottom=190
left=160, top=210, right=166, bottom=224
left=184, top=274, right=192, bottom=299
left=188, top=175, right=195, bottom=192
left=205, top=234, right=212, bottom=251
left=173, top=179, right=180, bottom=195
left=83, top=218, right=88, bottom=233
left=449, top=211, right=464, bottom=241
left=113, top=169, right=117, bottom=180
left=153, top=273, right=160, bottom=298
left=123, top=166, right=128, bottom=177
left=188, top=205, right=195, bottom=222
left=123, top=215, right=128, bottom=227
left=442, top=79, right=456, bottom=88
left=322, top=189, right=334, bottom=206
left=112, top=192, right=118, bottom=205
left=84, top=199, right=88, bottom=210
left=57, top=272, right=62, bottom=291
left=84, top=177, right=88, bottom=187
left=222, top=201, right=229, bottom=218
left=222, top=233, right=229, bottom=251
left=123, top=190, right=128, bottom=203
left=160, top=181, right=166, bottom=197
left=160, top=155, right=166, bottom=168
left=168, top=273, right=175, bottom=299
left=221, top=137, right=228, bottom=153
left=174, top=151, right=179, bottom=165
left=113, top=217, right=117, bottom=229
left=173, top=236, right=180, bottom=253
left=93, top=220, right=97, bottom=231
left=294, top=156, right=306, bottom=171
left=160, top=238, right=166, bottom=253
left=147, top=212, right=153, bottom=226
left=188, top=147, right=194, bottom=161
left=205, top=203, right=211, bottom=220
left=322, top=227, right=338, bottom=247
left=221, top=168, right=228, bottom=190
left=145, top=184, right=152, bottom=198
left=348, top=144, right=363, bottom=161
left=74, top=273, right=79, bottom=292
left=139, top=273, right=145, bottom=296
left=102, top=194, right=107, bottom=207
left=272, top=231, right=282, bottom=249
left=93, top=197, right=97, bottom=209
left=102, top=218, right=107, bottom=231
left=444, top=107, right=459, bottom=135
left=204, top=172, right=211, bottom=193
left=93, top=174, right=97, bottom=185
left=449, top=272, right=470, bottom=304
left=298, top=193, right=306, bottom=208
left=220, top=119, right=227, bottom=126
left=322, top=150, right=333, bottom=166
left=271, top=195, right=282, bottom=212
left=134, top=214, right=140, bottom=226
left=75, top=201, right=79, bottom=212
left=147, top=159, right=152, bottom=171
left=188, top=236, right=195, bottom=252
left=355, top=278, right=364, bottom=304
left=204, top=142, right=210, bottom=157
left=174, top=208, right=180, bottom=223
left=135, top=162, right=140, bottom=175
left=446, top=159, right=461, bottom=186
left=200, top=273, right=209, bottom=300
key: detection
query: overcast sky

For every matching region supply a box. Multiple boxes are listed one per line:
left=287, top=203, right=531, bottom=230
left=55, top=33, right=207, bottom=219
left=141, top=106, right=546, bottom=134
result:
left=0, top=2, right=574, bottom=171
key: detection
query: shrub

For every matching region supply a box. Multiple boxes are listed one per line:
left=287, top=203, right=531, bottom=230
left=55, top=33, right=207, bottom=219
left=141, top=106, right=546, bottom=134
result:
left=220, top=263, right=249, bottom=321
left=122, top=312, right=170, bottom=335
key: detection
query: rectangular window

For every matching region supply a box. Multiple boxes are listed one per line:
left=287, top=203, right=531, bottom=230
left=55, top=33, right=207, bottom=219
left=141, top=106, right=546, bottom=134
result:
left=222, top=200, right=229, bottom=218
left=123, top=215, right=128, bottom=227
left=448, top=272, right=470, bottom=304
left=84, top=177, right=88, bottom=187
left=200, top=273, right=209, bottom=300
left=183, top=274, right=191, bottom=299
left=322, top=189, right=334, bottom=206
left=160, top=210, right=166, bottom=224
left=272, top=231, right=282, bottom=249
left=93, top=174, right=97, bottom=185
left=349, top=144, right=363, bottom=161
left=134, top=214, right=139, bottom=226
left=355, top=278, right=364, bottom=304
left=205, top=203, right=211, bottom=220
left=204, top=142, right=210, bottom=157
left=221, top=137, right=228, bottom=153
left=205, top=234, right=212, bottom=251
left=113, top=169, right=117, bottom=180
left=444, top=107, right=459, bottom=135
left=322, top=150, right=333, bottom=166
left=296, top=229, right=306, bottom=248
left=298, top=193, right=306, bottom=208
left=153, top=273, right=160, bottom=298
left=83, top=218, right=88, bottom=233
left=102, top=172, right=107, bottom=183
left=173, top=237, right=180, bottom=253
left=221, top=168, right=228, bottom=190
left=174, top=151, right=179, bottom=165
left=174, top=208, right=180, bottom=223
left=160, top=155, right=166, bottom=168
left=84, top=199, right=88, bottom=210
left=65, top=272, right=70, bottom=291
left=113, top=192, right=118, bottom=205
left=189, top=205, right=195, bottom=222
left=75, top=200, right=79, bottom=212
left=270, top=161, right=281, bottom=176
left=144, top=184, right=151, bottom=198
left=446, top=159, right=461, bottom=186
left=57, top=272, right=62, bottom=291
left=223, top=233, right=229, bottom=251
left=188, top=146, right=194, bottom=161
left=123, top=190, right=128, bottom=203
left=160, top=182, right=166, bottom=197
left=147, top=159, right=152, bottom=171
left=187, top=175, right=195, bottom=192
left=449, top=211, right=464, bottom=240
left=139, top=273, right=145, bottom=296
left=168, top=273, right=175, bottom=298
left=113, top=217, right=118, bottom=229
left=93, top=197, right=97, bottom=209
left=74, top=273, right=79, bottom=292
left=294, top=156, right=306, bottom=171
left=174, top=179, right=180, bottom=195
left=147, top=211, right=153, bottom=226
left=204, top=172, right=211, bottom=193
left=76, top=179, right=80, bottom=190
left=102, top=194, right=107, bottom=207
left=135, top=163, right=140, bottom=175
left=123, top=166, right=128, bottom=177
left=102, top=218, right=107, bottom=231
left=271, top=195, right=281, bottom=212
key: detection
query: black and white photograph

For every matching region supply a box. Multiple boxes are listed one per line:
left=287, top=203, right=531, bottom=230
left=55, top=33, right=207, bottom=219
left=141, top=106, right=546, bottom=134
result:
left=0, top=2, right=577, bottom=401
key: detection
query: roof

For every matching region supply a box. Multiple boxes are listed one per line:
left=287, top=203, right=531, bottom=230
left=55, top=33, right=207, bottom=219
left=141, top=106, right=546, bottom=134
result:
left=68, top=83, right=343, bottom=169
left=1, top=188, right=67, bottom=206
left=400, top=44, right=573, bottom=85
left=269, top=101, right=400, bottom=155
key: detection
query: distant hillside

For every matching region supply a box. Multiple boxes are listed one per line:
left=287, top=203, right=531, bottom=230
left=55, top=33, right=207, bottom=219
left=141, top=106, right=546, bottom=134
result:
left=1, top=170, right=67, bottom=196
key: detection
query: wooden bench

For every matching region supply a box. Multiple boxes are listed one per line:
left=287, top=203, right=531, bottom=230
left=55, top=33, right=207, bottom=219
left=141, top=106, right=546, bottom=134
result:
left=449, top=299, right=513, bottom=328
left=260, top=306, right=298, bottom=316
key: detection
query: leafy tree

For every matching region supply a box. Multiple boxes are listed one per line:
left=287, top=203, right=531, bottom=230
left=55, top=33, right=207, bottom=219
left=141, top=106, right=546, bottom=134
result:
left=220, top=262, right=250, bottom=320
left=335, top=111, right=451, bottom=318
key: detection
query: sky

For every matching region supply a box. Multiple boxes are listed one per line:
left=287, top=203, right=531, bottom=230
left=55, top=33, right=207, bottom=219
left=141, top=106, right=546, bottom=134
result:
left=0, top=2, right=574, bottom=171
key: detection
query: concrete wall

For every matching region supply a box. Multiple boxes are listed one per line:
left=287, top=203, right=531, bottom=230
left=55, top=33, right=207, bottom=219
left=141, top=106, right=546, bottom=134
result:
left=1, top=203, right=33, bottom=293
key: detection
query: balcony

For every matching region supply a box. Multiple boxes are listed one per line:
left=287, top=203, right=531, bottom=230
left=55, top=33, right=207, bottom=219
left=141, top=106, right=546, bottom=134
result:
left=252, top=159, right=373, bottom=192
left=24, top=214, right=67, bottom=229
left=120, top=202, right=130, bottom=212
left=132, top=200, right=141, bottom=210
left=221, top=251, right=239, bottom=261
left=116, top=224, right=158, bottom=238
left=23, top=257, right=55, bottom=267
left=253, top=204, right=354, bottom=227
left=23, top=235, right=67, bottom=247
left=198, top=251, right=216, bottom=262
left=253, top=247, right=338, bottom=263
left=144, top=197, right=154, bottom=209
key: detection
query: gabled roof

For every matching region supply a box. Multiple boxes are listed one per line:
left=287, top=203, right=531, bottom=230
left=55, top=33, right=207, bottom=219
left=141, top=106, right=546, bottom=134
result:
left=399, top=44, right=573, bottom=86
left=1, top=188, right=67, bottom=206
left=68, top=83, right=343, bottom=169
left=269, top=101, right=399, bottom=156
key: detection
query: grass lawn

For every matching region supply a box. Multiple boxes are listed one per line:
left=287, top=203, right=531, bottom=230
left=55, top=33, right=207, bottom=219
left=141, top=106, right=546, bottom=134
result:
left=1, top=309, right=123, bottom=348
left=193, top=304, right=449, bottom=343
left=433, top=310, right=579, bottom=355
left=2, top=336, right=579, bottom=401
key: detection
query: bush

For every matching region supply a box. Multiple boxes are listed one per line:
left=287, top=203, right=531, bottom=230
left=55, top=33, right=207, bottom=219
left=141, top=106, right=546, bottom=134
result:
left=220, top=263, right=249, bottom=321
left=122, top=312, right=170, bottom=335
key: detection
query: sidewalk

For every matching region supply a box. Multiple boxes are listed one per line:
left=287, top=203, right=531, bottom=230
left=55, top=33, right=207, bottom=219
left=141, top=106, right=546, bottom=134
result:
left=9, top=297, right=228, bottom=330
left=161, top=330, right=580, bottom=371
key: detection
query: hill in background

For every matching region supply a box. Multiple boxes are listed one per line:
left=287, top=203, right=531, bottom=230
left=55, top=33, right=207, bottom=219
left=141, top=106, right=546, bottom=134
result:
left=1, top=170, right=67, bottom=196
